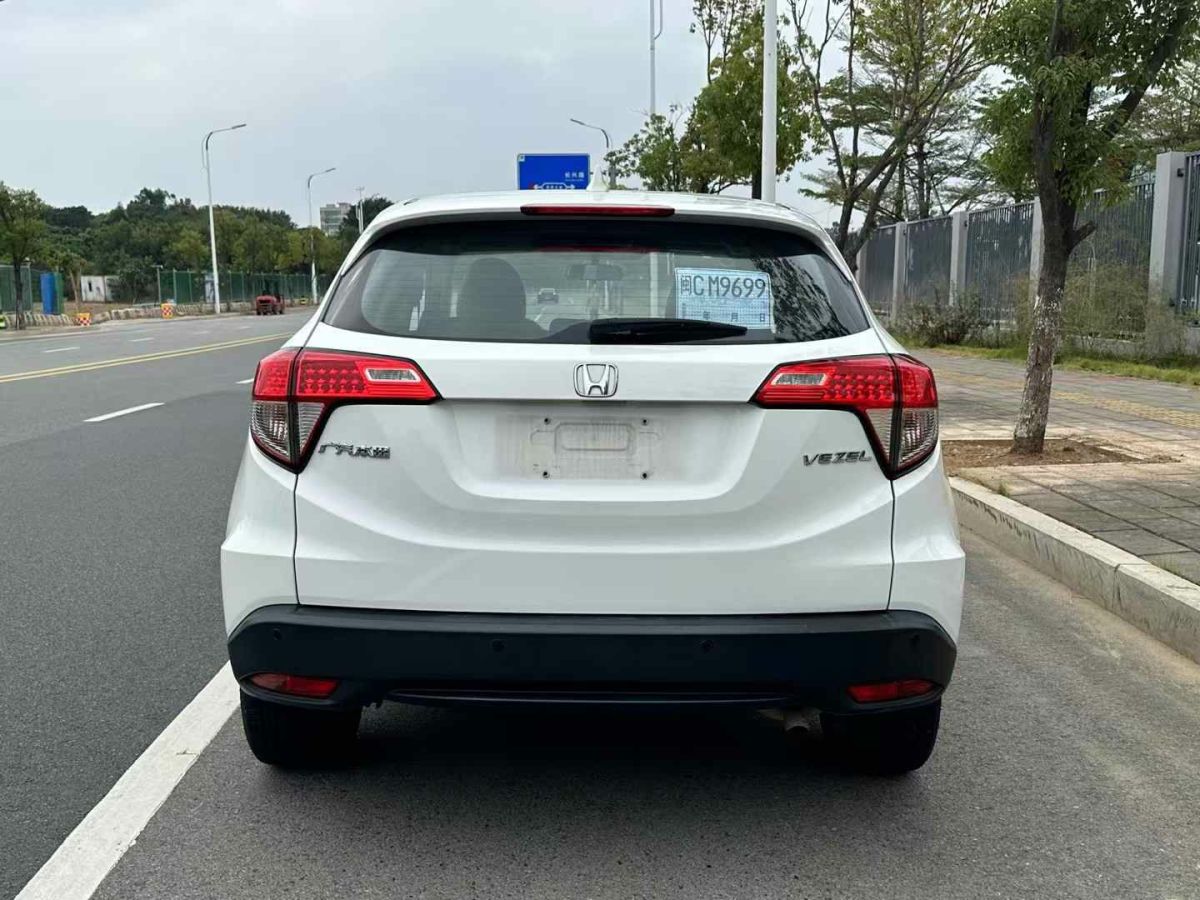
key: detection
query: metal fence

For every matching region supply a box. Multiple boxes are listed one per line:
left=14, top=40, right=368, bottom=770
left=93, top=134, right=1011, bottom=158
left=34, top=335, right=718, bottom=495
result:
left=964, top=202, right=1035, bottom=325
left=1179, top=152, right=1200, bottom=315
left=0, top=266, right=54, bottom=314
left=2, top=266, right=325, bottom=314
left=860, top=225, right=895, bottom=315
left=905, top=216, right=952, bottom=305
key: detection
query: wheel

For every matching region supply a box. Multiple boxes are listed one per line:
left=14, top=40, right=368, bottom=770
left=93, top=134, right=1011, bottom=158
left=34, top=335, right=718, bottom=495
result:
left=821, top=699, right=941, bottom=775
left=239, top=691, right=360, bottom=768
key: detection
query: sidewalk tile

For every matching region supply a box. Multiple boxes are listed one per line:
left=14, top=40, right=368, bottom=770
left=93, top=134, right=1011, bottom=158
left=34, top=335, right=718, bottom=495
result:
left=1142, top=552, right=1200, bottom=584
left=1090, top=529, right=1189, bottom=556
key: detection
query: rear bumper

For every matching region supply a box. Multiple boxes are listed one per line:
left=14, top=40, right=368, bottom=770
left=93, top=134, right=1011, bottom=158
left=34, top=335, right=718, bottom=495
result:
left=228, top=605, right=956, bottom=711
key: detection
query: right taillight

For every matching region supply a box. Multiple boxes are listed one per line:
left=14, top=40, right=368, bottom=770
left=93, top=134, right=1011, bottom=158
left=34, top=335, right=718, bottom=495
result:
left=753, top=354, right=938, bottom=478
left=250, top=348, right=438, bottom=470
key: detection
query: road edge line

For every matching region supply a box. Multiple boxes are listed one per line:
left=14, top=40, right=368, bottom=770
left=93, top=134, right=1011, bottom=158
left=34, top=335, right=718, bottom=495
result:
left=951, top=476, right=1200, bottom=665
left=15, top=664, right=239, bottom=900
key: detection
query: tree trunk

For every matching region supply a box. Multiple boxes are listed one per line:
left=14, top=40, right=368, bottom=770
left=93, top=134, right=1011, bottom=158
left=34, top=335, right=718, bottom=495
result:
left=1013, top=211, right=1070, bottom=453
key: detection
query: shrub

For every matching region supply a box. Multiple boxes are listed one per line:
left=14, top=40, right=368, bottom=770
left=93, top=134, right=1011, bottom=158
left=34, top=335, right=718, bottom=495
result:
left=897, top=292, right=984, bottom=345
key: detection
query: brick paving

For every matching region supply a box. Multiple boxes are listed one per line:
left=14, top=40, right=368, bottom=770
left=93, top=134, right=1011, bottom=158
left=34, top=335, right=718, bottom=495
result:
left=919, top=350, right=1200, bottom=585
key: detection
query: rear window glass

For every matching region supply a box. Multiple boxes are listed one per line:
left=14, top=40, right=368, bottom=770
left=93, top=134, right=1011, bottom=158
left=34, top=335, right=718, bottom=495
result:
left=323, top=219, right=869, bottom=344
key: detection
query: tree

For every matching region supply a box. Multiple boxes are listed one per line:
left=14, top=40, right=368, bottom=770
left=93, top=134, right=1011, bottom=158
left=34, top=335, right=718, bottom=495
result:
left=981, top=0, right=1200, bottom=453
left=609, top=109, right=696, bottom=191
left=338, top=195, right=393, bottom=241
left=690, top=7, right=810, bottom=197
left=0, top=184, right=47, bottom=329
left=1127, top=58, right=1200, bottom=168
left=612, top=3, right=808, bottom=196
left=792, top=0, right=999, bottom=267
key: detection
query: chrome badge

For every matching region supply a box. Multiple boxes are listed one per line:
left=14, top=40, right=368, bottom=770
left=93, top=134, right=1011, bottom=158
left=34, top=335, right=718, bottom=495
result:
left=317, top=443, right=391, bottom=459
left=574, top=363, right=619, bottom=398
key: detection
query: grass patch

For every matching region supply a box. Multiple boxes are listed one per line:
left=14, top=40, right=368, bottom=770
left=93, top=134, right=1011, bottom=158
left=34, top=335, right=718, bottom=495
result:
left=904, top=340, right=1200, bottom=387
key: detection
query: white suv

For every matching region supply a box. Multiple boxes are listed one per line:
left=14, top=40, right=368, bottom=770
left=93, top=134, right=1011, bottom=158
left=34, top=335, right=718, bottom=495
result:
left=222, top=191, right=964, bottom=774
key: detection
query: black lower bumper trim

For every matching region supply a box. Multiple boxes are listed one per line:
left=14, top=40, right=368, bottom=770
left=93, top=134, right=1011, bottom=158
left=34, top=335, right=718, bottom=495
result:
left=228, top=606, right=955, bottom=711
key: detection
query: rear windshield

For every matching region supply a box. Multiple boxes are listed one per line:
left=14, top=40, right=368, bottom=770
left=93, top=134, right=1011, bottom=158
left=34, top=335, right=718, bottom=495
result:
left=323, top=219, right=869, bottom=344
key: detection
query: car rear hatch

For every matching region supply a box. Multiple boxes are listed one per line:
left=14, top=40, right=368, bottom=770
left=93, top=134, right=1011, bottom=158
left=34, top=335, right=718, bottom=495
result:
left=255, top=207, right=933, bottom=616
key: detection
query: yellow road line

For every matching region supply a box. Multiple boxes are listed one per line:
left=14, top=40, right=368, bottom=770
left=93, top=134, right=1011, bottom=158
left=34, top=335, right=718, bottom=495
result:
left=0, top=333, right=289, bottom=384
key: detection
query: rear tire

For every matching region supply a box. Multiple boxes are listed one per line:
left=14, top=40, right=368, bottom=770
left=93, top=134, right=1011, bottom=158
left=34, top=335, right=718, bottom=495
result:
left=239, top=692, right=360, bottom=768
left=821, top=699, right=940, bottom=775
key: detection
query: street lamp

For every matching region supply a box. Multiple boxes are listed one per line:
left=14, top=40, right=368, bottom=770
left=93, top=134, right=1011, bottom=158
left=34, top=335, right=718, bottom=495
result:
left=356, top=186, right=366, bottom=234
left=649, top=0, right=663, bottom=117
left=306, top=166, right=336, bottom=304
left=570, top=118, right=615, bottom=189
left=203, top=122, right=246, bottom=315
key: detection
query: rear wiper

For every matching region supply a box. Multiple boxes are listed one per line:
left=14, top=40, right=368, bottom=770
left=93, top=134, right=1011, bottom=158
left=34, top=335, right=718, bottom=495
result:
left=571, top=318, right=748, bottom=344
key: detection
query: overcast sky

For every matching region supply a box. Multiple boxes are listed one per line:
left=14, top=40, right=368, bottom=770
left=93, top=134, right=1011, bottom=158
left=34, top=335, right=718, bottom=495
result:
left=0, top=0, right=839, bottom=226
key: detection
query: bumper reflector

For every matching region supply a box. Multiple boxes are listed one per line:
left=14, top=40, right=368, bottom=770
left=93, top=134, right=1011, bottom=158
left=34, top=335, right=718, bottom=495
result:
left=249, top=672, right=339, bottom=699
left=847, top=679, right=936, bottom=703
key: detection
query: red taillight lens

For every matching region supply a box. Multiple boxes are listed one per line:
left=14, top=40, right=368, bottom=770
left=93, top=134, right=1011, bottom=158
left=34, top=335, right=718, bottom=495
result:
left=294, top=351, right=436, bottom=401
left=753, top=354, right=938, bottom=477
left=250, top=348, right=438, bottom=470
left=519, top=204, right=675, bottom=217
left=249, top=672, right=339, bottom=699
left=847, top=679, right=936, bottom=703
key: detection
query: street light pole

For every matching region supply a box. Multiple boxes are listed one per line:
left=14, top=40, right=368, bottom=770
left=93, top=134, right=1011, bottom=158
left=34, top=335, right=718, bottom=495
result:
left=203, top=123, right=246, bottom=315
left=760, top=0, right=778, bottom=202
left=306, top=166, right=336, bottom=304
left=570, top=118, right=615, bottom=189
left=649, top=0, right=663, bottom=117
left=356, top=186, right=366, bottom=234
left=153, top=264, right=163, bottom=305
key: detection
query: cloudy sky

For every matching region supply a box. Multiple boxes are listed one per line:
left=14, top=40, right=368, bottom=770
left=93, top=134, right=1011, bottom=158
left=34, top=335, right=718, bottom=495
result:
left=0, top=0, right=838, bottom=226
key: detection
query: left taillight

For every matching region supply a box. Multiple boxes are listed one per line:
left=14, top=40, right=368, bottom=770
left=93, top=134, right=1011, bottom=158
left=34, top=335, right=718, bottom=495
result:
left=753, top=354, right=939, bottom=478
left=250, top=348, right=437, bottom=470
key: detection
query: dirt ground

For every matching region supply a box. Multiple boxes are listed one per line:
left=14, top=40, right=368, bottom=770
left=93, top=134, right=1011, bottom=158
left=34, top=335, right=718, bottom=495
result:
left=942, top=439, right=1136, bottom=475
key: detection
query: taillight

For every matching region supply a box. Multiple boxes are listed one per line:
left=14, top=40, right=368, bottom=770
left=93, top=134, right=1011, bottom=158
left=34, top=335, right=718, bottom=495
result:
left=753, top=354, right=938, bottom=477
left=249, top=672, right=339, bottom=699
left=250, top=348, right=438, bottom=470
left=847, top=679, right=936, bottom=703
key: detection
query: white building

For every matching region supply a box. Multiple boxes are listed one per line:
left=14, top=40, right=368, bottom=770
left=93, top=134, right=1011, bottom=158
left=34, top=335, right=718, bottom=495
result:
left=320, top=203, right=353, bottom=237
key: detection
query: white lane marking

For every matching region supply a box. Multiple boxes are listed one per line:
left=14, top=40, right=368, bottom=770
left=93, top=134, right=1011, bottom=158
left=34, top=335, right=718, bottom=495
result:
left=128, top=337, right=155, bottom=343
left=236, top=378, right=254, bottom=385
left=84, top=402, right=164, bottom=423
left=14, top=664, right=238, bottom=900
left=235, top=325, right=251, bottom=330
left=42, top=346, right=79, bottom=354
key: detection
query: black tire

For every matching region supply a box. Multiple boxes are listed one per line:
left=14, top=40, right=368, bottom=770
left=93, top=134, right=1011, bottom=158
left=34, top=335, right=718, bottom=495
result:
left=239, top=691, right=360, bottom=768
left=821, top=699, right=941, bottom=775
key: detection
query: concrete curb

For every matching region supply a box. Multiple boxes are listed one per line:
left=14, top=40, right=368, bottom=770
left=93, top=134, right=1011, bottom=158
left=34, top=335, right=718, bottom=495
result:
left=952, top=477, right=1200, bottom=664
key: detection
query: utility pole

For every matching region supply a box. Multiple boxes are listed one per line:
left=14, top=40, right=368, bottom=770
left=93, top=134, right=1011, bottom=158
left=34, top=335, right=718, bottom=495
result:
left=356, top=186, right=366, bottom=234
left=649, top=0, right=663, bottom=117
left=203, top=123, right=246, bottom=315
left=760, top=0, right=777, bottom=202
left=306, top=167, right=336, bottom=304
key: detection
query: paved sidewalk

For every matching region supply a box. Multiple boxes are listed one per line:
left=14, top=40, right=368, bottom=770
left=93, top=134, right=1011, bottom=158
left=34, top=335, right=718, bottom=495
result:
left=920, top=350, right=1200, bottom=585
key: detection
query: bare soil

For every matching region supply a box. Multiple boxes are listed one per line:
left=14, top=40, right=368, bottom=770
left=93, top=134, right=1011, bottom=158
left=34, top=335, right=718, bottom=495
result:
left=943, top=439, right=1137, bottom=475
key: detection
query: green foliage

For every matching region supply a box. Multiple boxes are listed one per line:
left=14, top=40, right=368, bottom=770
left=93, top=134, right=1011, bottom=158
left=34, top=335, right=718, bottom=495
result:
left=981, top=0, right=1200, bottom=209
left=338, top=195, right=393, bottom=241
left=612, top=4, right=809, bottom=195
left=897, top=293, right=984, bottom=344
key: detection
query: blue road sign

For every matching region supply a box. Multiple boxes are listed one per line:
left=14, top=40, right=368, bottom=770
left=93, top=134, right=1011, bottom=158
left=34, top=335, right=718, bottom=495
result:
left=517, top=153, right=591, bottom=190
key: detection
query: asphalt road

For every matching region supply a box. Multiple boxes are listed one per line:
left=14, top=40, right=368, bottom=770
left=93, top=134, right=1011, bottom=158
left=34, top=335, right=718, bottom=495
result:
left=87, top=533, right=1200, bottom=900
left=0, top=311, right=304, bottom=899
left=3, top=313, right=1199, bottom=899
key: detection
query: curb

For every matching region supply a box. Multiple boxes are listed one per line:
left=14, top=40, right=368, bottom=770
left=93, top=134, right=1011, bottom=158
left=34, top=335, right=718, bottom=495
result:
left=952, top=477, right=1200, bottom=664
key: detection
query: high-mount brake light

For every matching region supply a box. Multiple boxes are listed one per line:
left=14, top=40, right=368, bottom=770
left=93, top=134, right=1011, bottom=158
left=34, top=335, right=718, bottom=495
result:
left=519, top=204, right=675, bottom=217
left=753, top=355, right=938, bottom=477
left=250, top=348, right=437, bottom=470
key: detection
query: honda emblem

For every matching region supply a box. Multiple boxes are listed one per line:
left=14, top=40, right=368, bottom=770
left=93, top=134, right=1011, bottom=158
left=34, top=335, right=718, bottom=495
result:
left=574, top=363, right=619, bottom=398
